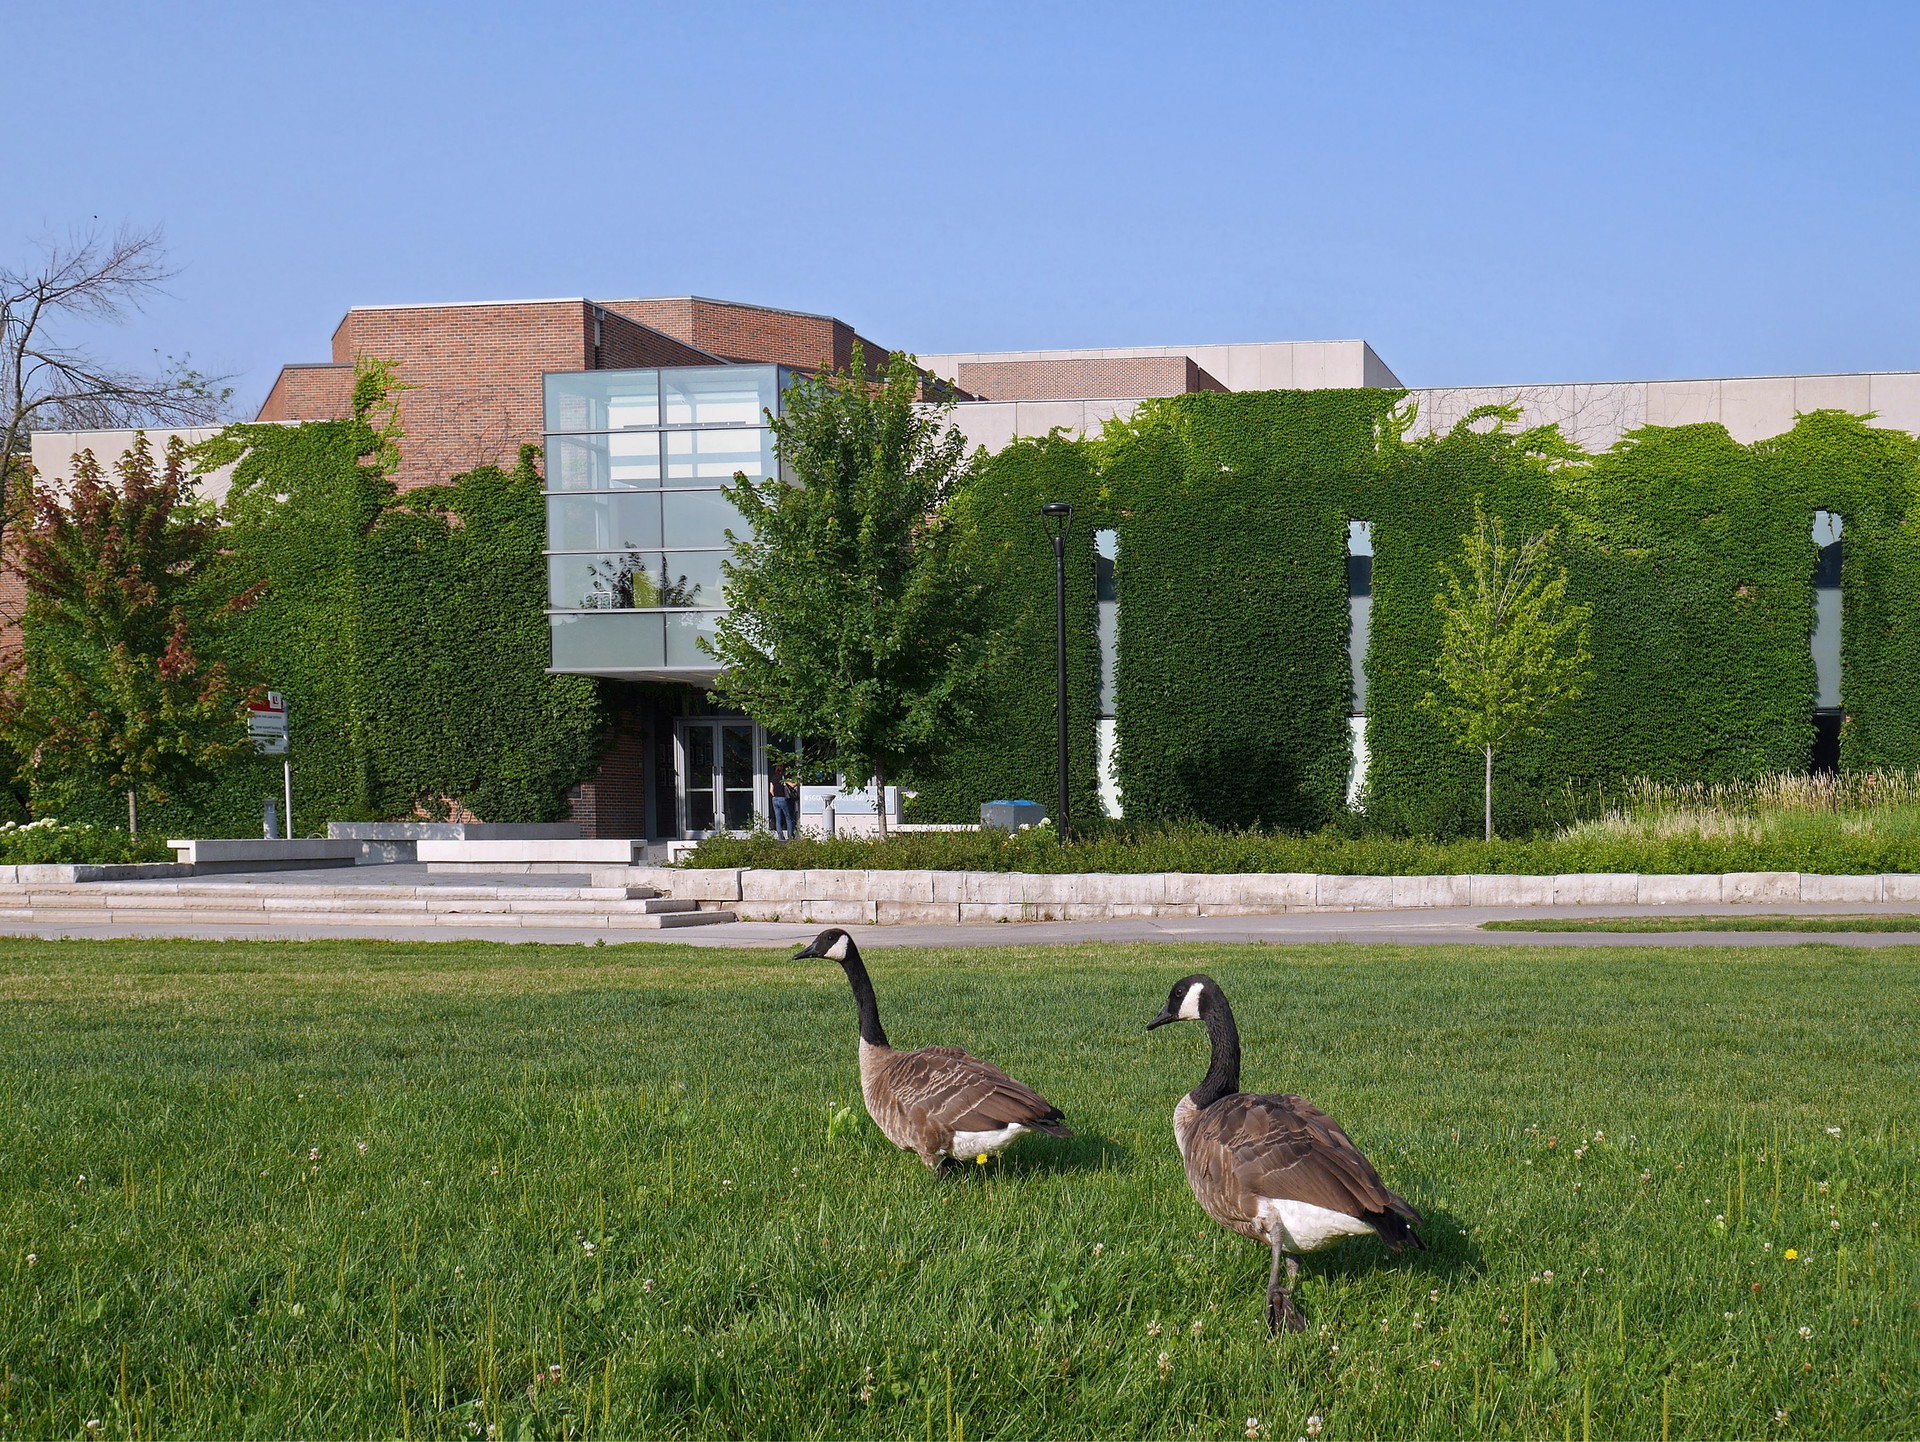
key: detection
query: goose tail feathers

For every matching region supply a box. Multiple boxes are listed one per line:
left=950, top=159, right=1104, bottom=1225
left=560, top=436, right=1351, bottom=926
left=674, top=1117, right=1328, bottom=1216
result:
left=1368, top=1193, right=1427, bottom=1252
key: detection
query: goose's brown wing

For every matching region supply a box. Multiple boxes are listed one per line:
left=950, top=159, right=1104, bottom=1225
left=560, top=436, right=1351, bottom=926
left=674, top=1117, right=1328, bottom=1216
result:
left=1191, top=1093, right=1423, bottom=1245
left=879, top=1046, right=1070, bottom=1147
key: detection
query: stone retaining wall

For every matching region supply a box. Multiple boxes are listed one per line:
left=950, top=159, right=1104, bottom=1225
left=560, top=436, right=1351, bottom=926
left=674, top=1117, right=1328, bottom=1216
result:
left=594, top=867, right=1920, bottom=924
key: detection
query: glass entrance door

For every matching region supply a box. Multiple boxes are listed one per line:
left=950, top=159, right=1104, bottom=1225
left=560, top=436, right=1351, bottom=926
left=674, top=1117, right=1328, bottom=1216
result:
left=678, top=720, right=760, bottom=836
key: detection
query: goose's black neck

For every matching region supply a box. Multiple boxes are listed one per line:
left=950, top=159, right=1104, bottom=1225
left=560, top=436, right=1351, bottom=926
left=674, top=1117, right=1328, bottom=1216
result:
left=839, top=946, right=890, bottom=1049
left=1191, top=993, right=1242, bottom=1109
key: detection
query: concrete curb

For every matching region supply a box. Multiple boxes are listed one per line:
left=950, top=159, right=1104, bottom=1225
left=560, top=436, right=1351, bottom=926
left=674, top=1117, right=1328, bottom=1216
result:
left=592, top=866, right=1919, bottom=924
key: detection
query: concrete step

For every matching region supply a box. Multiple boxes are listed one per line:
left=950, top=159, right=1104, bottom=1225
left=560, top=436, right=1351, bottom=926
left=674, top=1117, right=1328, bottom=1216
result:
left=0, top=904, right=735, bottom=929
left=0, top=876, right=725, bottom=930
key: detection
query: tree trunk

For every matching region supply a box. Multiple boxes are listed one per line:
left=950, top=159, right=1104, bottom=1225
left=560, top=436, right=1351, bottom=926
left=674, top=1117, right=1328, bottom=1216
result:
left=1483, top=745, right=1494, bottom=844
left=128, top=787, right=138, bottom=840
left=873, top=761, right=888, bottom=842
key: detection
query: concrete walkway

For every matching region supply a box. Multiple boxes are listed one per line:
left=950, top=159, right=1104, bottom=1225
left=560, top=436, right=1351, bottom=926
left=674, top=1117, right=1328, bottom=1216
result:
left=0, top=863, right=1918, bottom=947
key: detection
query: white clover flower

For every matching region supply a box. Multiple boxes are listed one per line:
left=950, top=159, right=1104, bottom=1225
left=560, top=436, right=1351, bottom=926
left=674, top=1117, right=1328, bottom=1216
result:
left=1798, top=1325, right=1812, bottom=1340
left=1306, top=1416, right=1323, bottom=1438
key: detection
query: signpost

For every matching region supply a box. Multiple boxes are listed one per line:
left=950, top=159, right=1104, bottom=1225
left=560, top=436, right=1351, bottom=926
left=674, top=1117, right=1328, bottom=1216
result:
left=248, top=692, right=293, bottom=839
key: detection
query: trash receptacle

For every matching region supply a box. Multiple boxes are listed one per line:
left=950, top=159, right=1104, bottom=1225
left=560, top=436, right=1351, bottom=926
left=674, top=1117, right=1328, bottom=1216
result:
left=981, top=800, right=1048, bottom=832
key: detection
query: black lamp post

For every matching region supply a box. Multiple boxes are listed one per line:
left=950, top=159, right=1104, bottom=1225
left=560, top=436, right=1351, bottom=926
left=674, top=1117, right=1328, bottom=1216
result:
left=1041, top=502, right=1073, bottom=834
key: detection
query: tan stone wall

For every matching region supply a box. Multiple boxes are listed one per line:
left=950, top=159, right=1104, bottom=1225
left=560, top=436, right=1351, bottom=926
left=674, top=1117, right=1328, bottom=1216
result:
left=956, top=354, right=1223, bottom=401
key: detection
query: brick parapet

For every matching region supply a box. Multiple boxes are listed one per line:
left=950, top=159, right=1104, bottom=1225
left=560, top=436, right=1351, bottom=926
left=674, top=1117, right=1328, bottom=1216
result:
left=256, top=364, right=355, bottom=423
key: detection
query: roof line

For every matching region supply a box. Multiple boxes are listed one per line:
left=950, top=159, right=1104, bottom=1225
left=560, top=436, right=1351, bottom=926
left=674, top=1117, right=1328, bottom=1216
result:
left=347, top=298, right=591, bottom=312
left=604, top=295, right=850, bottom=326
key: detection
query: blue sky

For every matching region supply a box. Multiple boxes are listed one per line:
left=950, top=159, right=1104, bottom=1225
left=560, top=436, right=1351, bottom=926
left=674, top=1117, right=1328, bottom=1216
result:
left=10, top=1, right=1918, bottom=414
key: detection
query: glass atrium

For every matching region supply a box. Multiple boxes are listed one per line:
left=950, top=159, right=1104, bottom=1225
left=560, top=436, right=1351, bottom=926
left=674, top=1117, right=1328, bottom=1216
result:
left=543, top=365, right=788, bottom=677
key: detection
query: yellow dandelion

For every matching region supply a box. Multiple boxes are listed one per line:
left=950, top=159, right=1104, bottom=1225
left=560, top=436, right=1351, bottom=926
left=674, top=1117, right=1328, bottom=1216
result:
left=1784, top=1248, right=1798, bottom=1261
left=976, top=1153, right=989, bottom=1166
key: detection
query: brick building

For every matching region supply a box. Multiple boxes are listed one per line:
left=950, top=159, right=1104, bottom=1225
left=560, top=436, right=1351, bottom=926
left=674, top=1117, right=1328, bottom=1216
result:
left=258, top=296, right=897, bottom=490
left=34, top=294, right=1920, bottom=843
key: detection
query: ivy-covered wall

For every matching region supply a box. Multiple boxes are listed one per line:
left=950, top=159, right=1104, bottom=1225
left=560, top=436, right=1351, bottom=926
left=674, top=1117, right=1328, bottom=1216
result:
left=906, top=434, right=1105, bottom=824
left=44, top=402, right=605, bottom=836
left=919, top=392, right=1920, bottom=837
left=1110, top=392, right=1386, bottom=829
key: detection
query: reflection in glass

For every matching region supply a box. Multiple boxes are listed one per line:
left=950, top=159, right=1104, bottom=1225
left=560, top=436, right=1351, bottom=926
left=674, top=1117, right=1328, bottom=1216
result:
left=664, top=427, right=776, bottom=484
left=547, top=493, right=663, bottom=552
left=1348, top=520, right=1373, bottom=717
left=1812, top=510, right=1844, bottom=712
left=721, top=724, right=756, bottom=829
left=544, top=372, right=660, bottom=434
left=1095, top=529, right=1119, bottom=720
left=686, top=726, right=716, bottom=833
left=661, top=368, right=777, bottom=426
left=549, top=612, right=665, bottom=670
left=663, top=490, right=744, bottom=549
left=665, top=610, right=723, bottom=666
left=547, top=432, right=661, bottom=491
left=550, top=553, right=723, bottom=610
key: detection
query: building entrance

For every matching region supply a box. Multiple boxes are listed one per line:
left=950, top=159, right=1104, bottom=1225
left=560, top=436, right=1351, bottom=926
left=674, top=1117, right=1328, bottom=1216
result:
left=677, top=719, right=761, bottom=837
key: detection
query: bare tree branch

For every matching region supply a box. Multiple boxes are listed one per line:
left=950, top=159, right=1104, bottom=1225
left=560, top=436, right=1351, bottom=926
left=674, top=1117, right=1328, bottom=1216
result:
left=1, top=225, right=235, bottom=551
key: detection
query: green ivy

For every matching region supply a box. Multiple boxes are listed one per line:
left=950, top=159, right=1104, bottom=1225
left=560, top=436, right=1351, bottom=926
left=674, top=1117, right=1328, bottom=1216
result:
left=904, top=433, right=1106, bottom=824
left=918, top=393, right=1920, bottom=838
left=43, top=400, right=604, bottom=836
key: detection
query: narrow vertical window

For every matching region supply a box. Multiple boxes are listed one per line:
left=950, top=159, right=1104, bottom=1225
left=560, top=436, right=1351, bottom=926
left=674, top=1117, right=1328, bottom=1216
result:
left=1811, top=509, right=1843, bottom=773
left=1347, top=520, right=1373, bottom=807
left=1094, top=528, right=1121, bottom=818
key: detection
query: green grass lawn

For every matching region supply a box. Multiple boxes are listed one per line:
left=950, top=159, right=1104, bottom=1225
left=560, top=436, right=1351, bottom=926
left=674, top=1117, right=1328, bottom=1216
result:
left=1484, top=916, right=1920, bottom=934
left=0, top=939, right=1915, bottom=1440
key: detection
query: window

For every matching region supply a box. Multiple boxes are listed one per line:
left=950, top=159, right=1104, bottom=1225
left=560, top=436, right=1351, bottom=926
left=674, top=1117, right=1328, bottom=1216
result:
left=543, top=364, right=782, bottom=676
left=1811, top=510, right=1843, bottom=772
left=1346, top=520, right=1373, bottom=807
left=1094, top=528, right=1121, bottom=818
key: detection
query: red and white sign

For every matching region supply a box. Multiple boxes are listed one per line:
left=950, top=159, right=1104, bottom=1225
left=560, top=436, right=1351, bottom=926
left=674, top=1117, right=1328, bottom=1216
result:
left=248, top=692, right=288, bottom=753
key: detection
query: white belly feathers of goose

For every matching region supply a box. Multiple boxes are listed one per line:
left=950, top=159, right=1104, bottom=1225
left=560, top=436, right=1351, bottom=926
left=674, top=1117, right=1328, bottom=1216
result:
left=1147, top=972, right=1425, bottom=1332
left=794, top=928, right=1071, bottom=1171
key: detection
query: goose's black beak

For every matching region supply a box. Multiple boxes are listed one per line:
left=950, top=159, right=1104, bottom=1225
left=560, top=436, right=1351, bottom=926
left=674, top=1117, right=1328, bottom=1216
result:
left=1146, top=1007, right=1177, bottom=1031
left=792, top=940, right=819, bottom=960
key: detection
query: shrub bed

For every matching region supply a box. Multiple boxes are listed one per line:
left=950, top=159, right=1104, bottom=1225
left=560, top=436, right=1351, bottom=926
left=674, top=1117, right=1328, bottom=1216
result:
left=0, top=820, right=174, bottom=866
left=684, top=820, right=1920, bottom=876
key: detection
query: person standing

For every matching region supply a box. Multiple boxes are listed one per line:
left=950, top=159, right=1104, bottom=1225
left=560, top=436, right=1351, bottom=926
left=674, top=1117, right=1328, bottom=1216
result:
left=770, top=764, right=794, bottom=841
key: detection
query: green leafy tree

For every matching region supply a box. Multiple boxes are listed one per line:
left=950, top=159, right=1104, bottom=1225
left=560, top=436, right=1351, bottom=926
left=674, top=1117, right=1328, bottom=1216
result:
left=1, top=433, right=259, bottom=835
left=1426, top=501, right=1592, bottom=841
left=707, top=348, right=990, bottom=838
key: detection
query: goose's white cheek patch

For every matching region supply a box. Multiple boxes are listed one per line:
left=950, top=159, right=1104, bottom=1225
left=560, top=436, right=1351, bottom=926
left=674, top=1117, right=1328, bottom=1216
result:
left=825, top=934, right=849, bottom=961
left=1176, top=982, right=1206, bottom=1021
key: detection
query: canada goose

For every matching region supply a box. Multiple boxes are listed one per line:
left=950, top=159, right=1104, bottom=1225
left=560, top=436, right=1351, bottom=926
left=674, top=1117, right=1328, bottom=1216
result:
left=1146, top=973, right=1424, bottom=1333
left=794, top=928, right=1071, bottom=1171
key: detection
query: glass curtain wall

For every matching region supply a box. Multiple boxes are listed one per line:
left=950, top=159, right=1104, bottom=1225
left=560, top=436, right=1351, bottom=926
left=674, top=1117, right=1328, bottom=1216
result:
left=1346, top=520, right=1373, bottom=807
left=544, top=366, right=786, bottom=674
left=1094, top=529, right=1121, bottom=817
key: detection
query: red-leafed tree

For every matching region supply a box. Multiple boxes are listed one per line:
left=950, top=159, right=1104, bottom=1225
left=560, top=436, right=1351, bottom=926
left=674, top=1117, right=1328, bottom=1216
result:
left=1, top=432, right=260, bottom=835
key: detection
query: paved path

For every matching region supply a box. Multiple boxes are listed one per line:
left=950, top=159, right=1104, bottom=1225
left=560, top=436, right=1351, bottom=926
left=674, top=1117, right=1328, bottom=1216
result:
left=3, top=875, right=1920, bottom=948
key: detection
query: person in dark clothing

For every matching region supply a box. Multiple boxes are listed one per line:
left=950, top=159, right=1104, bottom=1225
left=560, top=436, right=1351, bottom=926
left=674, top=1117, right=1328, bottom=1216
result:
left=770, top=765, right=795, bottom=841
